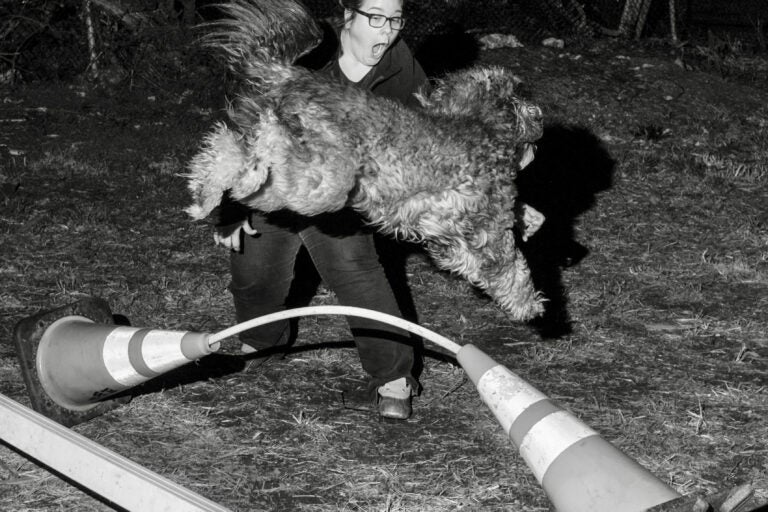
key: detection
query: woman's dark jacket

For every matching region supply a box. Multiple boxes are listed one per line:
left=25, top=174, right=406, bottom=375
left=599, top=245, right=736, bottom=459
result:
left=297, top=21, right=430, bottom=108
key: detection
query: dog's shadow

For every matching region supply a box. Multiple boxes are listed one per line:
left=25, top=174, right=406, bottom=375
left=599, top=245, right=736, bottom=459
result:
left=516, top=123, right=615, bottom=338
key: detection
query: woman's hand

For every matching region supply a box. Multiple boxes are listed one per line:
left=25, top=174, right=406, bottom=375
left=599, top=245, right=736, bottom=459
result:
left=213, top=218, right=258, bottom=252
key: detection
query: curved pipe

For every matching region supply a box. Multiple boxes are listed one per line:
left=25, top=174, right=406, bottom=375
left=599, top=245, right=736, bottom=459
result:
left=209, top=305, right=462, bottom=355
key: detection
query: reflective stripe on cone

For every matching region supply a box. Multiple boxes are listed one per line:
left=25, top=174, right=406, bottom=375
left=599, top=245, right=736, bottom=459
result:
left=36, top=315, right=218, bottom=411
left=457, top=344, right=680, bottom=512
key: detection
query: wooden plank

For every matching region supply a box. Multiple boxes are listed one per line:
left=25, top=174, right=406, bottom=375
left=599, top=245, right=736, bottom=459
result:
left=0, top=394, right=230, bottom=512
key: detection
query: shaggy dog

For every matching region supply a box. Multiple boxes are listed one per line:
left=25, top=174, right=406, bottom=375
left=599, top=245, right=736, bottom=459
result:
left=185, top=0, right=547, bottom=320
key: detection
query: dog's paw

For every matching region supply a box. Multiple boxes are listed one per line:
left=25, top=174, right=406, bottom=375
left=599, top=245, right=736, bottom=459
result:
left=518, top=203, right=545, bottom=242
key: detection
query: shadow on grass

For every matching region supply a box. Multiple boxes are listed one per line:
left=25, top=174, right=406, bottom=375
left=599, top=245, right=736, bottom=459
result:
left=413, top=22, right=481, bottom=79
left=131, top=353, right=247, bottom=398
left=131, top=336, right=456, bottom=402
left=517, top=123, right=615, bottom=338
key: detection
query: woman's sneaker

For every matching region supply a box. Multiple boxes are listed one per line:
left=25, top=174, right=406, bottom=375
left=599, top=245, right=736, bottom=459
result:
left=377, top=377, right=412, bottom=419
left=241, top=343, right=258, bottom=354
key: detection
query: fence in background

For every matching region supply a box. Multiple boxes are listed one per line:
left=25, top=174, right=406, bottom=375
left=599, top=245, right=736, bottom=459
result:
left=305, top=0, right=767, bottom=49
left=1, top=0, right=766, bottom=83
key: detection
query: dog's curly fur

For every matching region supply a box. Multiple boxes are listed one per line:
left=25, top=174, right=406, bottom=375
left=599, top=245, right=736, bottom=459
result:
left=186, top=0, right=547, bottom=320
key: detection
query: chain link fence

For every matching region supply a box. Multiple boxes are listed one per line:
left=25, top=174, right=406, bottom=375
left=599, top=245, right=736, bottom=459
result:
left=1, top=0, right=766, bottom=84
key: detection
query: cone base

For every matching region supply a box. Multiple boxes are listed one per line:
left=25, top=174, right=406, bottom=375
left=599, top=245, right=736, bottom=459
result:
left=542, top=434, right=680, bottom=512
left=13, top=297, right=131, bottom=427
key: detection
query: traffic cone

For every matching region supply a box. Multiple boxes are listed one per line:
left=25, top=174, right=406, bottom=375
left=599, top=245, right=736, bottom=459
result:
left=13, top=297, right=218, bottom=426
left=457, top=344, right=681, bottom=512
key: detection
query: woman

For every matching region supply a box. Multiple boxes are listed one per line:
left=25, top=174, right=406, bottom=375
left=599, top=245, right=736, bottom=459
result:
left=214, top=0, right=429, bottom=420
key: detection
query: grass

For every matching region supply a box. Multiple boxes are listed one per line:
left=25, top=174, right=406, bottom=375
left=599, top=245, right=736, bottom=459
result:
left=1, top=38, right=767, bottom=511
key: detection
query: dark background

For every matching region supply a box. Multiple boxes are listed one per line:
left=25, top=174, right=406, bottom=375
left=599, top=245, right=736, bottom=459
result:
left=1, top=0, right=766, bottom=87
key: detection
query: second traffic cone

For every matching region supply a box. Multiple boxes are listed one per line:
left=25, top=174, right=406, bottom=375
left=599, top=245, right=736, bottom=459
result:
left=457, top=344, right=681, bottom=512
left=36, top=315, right=218, bottom=412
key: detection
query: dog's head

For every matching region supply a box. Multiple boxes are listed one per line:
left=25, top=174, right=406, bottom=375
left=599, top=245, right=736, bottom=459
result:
left=421, top=66, right=543, bottom=144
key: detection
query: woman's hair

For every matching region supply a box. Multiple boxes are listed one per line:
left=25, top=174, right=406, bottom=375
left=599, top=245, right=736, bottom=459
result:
left=338, top=0, right=406, bottom=16
left=334, top=0, right=406, bottom=30
left=338, top=0, right=364, bottom=9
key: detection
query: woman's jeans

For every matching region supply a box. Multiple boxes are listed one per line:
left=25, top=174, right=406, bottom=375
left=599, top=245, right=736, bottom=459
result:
left=229, top=209, right=416, bottom=391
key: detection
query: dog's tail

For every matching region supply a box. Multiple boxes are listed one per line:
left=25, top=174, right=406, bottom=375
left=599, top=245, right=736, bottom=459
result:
left=200, top=0, right=322, bottom=86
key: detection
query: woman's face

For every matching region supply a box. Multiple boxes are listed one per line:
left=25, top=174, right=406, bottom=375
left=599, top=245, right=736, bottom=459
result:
left=344, top=0, right=404, bottom=67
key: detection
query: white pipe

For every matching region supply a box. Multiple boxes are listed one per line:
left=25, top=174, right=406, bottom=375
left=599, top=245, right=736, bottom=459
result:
left=208, top=305, right=462, bottom=355
left=0, top=393, right=230, bottom=512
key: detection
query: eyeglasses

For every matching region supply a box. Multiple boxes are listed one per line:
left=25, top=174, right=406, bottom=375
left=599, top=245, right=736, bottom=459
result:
left=350, top=7, right=406, bottom=30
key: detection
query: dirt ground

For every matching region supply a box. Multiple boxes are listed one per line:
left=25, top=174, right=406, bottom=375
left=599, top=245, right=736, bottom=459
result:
left=0, top=37, right=767, bottom=511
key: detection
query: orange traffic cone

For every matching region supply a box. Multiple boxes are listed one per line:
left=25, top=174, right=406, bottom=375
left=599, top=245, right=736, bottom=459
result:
left=37, top=315, right=217, bottom=411
left=457, top=344, right=681, bottom=512
left=14, top=297, right=218, bottom=426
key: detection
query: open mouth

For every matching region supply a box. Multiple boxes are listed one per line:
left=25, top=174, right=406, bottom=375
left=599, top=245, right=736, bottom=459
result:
left=372, top=42, right=388, bottom=58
